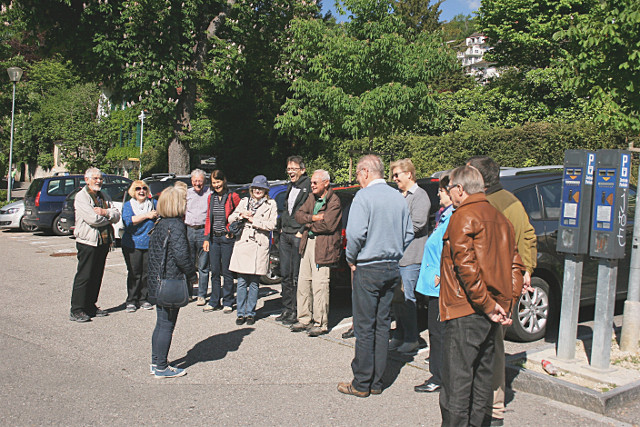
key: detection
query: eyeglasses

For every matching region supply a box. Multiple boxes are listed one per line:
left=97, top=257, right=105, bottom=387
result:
left=310, top=180, right=326, bottom=185
left=392, top=171, right=406, bottom=179
left=446, top=184, right=460, bottom=191
left=286, top=167, right=301, bottom=173
left=135, top=187, right=148, bottom=191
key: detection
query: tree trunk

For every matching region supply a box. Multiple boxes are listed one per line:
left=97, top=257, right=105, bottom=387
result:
left=167, top=1, right=235, bottom=174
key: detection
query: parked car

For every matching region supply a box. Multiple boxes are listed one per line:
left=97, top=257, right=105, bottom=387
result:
left=58, top=183, right=129, bottom=242
left=0, top=200, right=38, bottom=232
left=23, top=174, right=132, bottom=235
left=143, top=173, right=193, bottom=198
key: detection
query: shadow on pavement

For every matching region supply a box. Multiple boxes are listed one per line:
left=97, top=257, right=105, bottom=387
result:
left=172, top=328, right=254, bottom=369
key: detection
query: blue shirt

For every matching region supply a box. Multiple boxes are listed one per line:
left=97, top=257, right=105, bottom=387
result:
left=416, top=204, right=453, bottom=297
left=121, top=199, right=157, bottom=249
left=346, top=179, right=414, bottom=266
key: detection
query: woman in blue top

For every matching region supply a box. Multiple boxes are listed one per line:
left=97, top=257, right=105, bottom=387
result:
left=414, top=172, right=454, bottom=393
left=122, top=180, right=158, bottom=312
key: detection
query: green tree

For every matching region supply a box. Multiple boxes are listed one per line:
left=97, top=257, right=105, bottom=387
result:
left=557, top=0, right=640, bottom=132
left=478, top=0, right=596, bottom=69
left=441, top=14, right=476, bottom=41
left=276, top=0, right=459, bottom=152
left=393, top=0, right=443, bottom=34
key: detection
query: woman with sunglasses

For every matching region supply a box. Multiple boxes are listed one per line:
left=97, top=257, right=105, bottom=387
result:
left=122, top=180, right=158, bottom=312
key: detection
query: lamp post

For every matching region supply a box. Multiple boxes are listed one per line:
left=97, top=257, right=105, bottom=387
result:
left=7, top=67, right=22, bottom=201
left=138, top=110, right=146, bottom=179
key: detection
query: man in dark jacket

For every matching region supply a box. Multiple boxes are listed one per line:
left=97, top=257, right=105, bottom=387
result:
left=276, top=155, right=311, bottom=325
left=439, top=165, right=524, bottom=427
left=290, top=170, right=342, bottom=337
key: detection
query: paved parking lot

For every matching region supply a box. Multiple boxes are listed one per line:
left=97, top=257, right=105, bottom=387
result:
left=0, top=229, right=637, bottom=426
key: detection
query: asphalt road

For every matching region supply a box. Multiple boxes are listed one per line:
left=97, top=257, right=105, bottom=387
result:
left=0, top=229, right=637, bottom=426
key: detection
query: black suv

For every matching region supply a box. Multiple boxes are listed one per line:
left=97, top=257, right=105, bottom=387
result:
left=23, top=174, right=131, bottom=235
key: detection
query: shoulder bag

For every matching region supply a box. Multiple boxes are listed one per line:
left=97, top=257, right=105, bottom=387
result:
left=156, top=228, right=189, bottom=308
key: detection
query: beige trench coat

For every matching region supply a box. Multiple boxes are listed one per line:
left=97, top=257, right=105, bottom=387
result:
left=228, top=197, right=277, bottom=275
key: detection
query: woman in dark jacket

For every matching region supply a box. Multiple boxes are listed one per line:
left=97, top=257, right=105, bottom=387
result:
left=147, top=184, right=197, bottom=378
left=121, top=180, right=158, bottom=312
left=202, top=170, right=241, bottom=312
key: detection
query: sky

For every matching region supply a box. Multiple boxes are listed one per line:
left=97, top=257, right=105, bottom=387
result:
left=321, top=0, right=480, bottom=23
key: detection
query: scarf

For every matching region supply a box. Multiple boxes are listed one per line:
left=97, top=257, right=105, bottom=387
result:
left=130, top=198, right=153, bottom=216
left=248, top=196, right=267, bottom=214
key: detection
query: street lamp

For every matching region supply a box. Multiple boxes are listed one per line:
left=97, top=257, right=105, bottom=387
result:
left=138, top=110, right=146, bottom=179
left=7, top=67, right=22, bottom=201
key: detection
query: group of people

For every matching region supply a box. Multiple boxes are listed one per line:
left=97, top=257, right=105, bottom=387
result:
left=67, top=152, right=537, bottom=426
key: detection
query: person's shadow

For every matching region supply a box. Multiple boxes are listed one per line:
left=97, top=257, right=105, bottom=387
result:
left=172, top=328, right=254, bottom=369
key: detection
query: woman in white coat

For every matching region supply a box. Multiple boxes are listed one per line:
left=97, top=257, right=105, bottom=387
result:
left=228, top=175, right=277, bottom=325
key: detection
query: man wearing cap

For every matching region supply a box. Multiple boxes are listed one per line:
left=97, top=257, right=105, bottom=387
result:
left=276, top=155, right=311, bottom=325
left=185, top=169, right=212, bottom=304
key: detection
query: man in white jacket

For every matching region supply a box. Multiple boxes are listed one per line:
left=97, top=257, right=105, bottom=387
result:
left=69, top=167, right=121, bottom=322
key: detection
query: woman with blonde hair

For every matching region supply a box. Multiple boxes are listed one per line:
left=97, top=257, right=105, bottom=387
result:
left=228, top=175, right=277, bottom=325
left=121, top=180, right=157, bottom=312
left=147, top=184, right=197, bottom=378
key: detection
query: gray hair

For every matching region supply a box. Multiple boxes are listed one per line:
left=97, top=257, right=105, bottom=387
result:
left=357, top=155, right=384, bottom=179
left=450, top=166, right=485, bottom=195
left=313, top=169, right=330, bottom=182
left=190, top=169, right=206, bottom=179
left=84, top=167, right=102, bottom=179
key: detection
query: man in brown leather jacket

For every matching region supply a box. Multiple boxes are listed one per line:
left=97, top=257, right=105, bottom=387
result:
left=439, top=166, right=525, bottom=427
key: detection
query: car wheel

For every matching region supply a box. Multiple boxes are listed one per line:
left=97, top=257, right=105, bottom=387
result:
left=19, top=217, right=38, bottom=232
left=52, top=215, right=71, bottom=236
left=507, top=277, right=551, bottom=342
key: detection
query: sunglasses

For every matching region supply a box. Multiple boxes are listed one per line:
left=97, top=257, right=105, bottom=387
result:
left=135, top=186, right=148, bottom=191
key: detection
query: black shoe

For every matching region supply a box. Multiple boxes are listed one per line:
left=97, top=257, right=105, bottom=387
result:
left=69, top=311, right=91, bottom=322
left=414, top=380, right=441, bottom=393
left=245, top=316, right=255, bottom=325
left=94, top=308, right=109, bottom=317
left=236, top=316, right=246, bottom=325
left=275, top=311, right=290, bottom=322
left=281, top=313, right=297, bottom=325
left=482, top=417, right=504, bottom=427
left=342, top=327, right=355, bottom=339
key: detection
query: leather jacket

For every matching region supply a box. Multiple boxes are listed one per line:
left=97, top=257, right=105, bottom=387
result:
left=439, top=193, right=525, bottom=322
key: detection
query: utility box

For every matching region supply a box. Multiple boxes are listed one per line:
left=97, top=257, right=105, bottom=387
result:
left=557, top=150, right=596, bottom=254
left=590, top=150, right=632, bottom=259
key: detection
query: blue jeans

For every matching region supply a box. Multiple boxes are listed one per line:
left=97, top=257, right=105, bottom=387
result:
left=440, top=313, right=497, bottom=427
left=151, top=305, right=180, bottom=370
left=351, top=261, right=400, bottom=392
left=279, top=232, right=301, bottom=314
left=236, top=274, right=259, bottom=317
left=205, top=235, right=235, bottom=308
left=392, top=263, right=420, bottom=343
left=187, top=227, right=209, bottom=295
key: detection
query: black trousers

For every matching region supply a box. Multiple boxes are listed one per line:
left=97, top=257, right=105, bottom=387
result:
left=440, top=313, right=497, bottom=427
left=70, top=242, right=110, bottom=315
left=279, top=232, right=301, bottom=314
left=122, top=246, right=149, bottom=306
left=428, top=296, right=444, bottom=385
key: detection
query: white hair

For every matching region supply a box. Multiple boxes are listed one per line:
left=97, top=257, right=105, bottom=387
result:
left=191, top=169, right=206, bottom=179
left=84, top=167, right=102, bottom=179
left=313, top=169, right=330, bottom=182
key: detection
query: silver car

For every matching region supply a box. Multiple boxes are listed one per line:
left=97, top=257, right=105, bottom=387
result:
left=0, top=200, right=38, bottom=232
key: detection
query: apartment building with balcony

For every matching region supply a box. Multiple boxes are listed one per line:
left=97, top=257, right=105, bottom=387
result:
left=456, top=33, right=499, bottom=83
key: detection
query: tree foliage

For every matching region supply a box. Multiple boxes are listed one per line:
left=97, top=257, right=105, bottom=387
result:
left=557, top=0, right=640, bottom=133
left=393, top=0, right=443, bottom=34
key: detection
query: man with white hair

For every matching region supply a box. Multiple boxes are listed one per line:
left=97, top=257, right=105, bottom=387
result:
left=185, top=169, right=212, bottom=306
left=338, top=155, right=414, bottom=397
left=69, top=167, right=121, bottom=322
left=291, top=169, right=342, bottom=337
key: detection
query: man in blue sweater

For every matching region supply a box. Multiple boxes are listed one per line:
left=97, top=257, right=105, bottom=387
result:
left=338, top=155, right=414, bottom=397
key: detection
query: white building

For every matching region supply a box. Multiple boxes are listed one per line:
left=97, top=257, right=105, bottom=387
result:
left=456, top=33, right=500, bottom=83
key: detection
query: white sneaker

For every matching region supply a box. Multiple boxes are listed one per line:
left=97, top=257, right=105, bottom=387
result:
left=196, top=297, right=206, bottom=306
left=223, top=306, right=233, bottom=313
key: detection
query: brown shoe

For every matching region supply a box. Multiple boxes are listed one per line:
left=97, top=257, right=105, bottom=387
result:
left=337, top=382, right=370, bottom=398
left=290, top=322, right=311, bottom=332
left=370, top=388, right=382, bottom=395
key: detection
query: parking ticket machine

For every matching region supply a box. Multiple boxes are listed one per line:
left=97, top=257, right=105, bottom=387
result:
left=589, top=150, right=631, bottom=259
left=557, top=150, right=596, bottom=254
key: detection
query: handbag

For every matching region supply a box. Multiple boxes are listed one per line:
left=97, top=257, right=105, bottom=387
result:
left=156, top=228, right=189, bottom=308
left=228, top=219, right=245, bottom=236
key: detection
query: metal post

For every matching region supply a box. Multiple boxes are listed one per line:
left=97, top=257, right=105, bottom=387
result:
left=138, top=111, right=145, bottom=179
left=557, top=254, right=584, bottom=360
left=620, top=160, right=640, bottom=351
left=7, top=81, right=16, bottom=201
left=590, top=259, right=618, bottom=370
